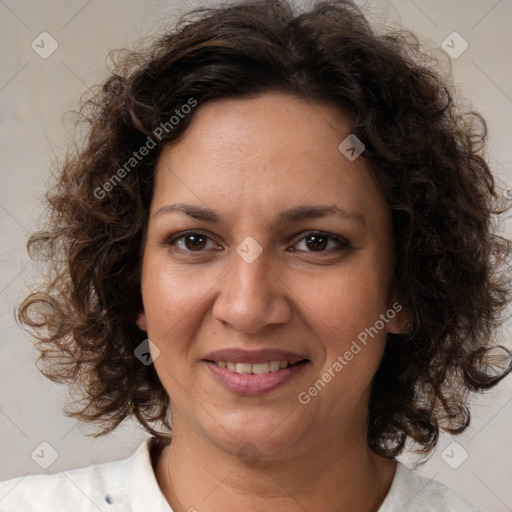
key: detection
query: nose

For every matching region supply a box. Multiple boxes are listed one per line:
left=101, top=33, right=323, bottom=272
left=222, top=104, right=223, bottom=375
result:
left=212, top=248, right=292, bottom=334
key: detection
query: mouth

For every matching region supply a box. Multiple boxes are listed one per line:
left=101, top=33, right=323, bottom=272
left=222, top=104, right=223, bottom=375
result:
left=206, top=359, right=308, bottom=375
left=202, top=349, right=310, bottom=395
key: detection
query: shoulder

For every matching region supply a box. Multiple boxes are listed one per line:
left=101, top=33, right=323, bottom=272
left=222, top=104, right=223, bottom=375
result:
left=379, top=462, right=483, bottom=512
left=0, top=437, right=171, bottom=512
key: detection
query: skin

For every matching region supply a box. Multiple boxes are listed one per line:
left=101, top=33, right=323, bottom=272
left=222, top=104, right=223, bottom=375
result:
left=136, top=91, right=408, bottom=512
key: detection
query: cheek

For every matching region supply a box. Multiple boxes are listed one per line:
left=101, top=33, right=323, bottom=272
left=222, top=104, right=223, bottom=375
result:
left=292, top=264, right=390, bottom=340
left=141, top=256, right=216, bottom=328
left=140, top=255, right=230, bottom=384
left=289, top=257, right=392, bottom=395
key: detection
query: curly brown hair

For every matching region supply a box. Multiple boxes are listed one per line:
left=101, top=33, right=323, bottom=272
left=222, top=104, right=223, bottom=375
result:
left=18, top=0, right=512, bottom=458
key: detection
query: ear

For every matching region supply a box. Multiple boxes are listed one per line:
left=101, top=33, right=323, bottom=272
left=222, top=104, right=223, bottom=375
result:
left=136, top=310, right=148, bottom=332
left=385, top=300, right=410, bottom=335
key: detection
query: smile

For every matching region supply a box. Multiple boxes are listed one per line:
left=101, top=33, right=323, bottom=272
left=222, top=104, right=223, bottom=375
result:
left=213, top=360, right=290, bottom=374
left=204, top=359, right=309, bottom=395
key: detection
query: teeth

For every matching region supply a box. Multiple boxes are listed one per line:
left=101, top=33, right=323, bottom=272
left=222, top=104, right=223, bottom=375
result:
left=236, top=362, right=252, bottom=374
left=269, top=361, right=281, bottom=372
left=214, top=360, right=290, bottom=374
left=252, top=362, right=271, bottom=375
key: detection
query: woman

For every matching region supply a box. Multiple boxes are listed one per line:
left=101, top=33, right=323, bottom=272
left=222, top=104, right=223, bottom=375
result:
left=1, top=0, right=510, bottom=510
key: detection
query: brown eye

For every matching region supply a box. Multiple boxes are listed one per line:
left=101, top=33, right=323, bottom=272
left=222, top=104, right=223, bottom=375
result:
left=183, top=234, right=207, bottom=251
left=304, top=234, right=328, bottom=251
left=167, top=231, right=217, bottom=252
left=291, top=231, right=350, bottom=254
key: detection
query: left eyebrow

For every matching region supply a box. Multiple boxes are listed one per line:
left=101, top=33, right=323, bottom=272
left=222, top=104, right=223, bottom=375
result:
left=153, top=202, right=366, bottom=225
left=277, top=204, right=366, bottom=225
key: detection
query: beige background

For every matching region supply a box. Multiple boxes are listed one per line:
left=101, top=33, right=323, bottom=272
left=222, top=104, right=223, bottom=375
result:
left=1, top=0, right=511, bottom=509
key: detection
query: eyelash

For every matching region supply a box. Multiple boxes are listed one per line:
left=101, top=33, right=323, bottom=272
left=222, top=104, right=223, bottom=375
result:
left=166, top=230, right=351, bottom=255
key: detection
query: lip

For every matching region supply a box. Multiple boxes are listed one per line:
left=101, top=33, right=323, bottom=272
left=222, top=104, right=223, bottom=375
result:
left=202, top=348, right=308, bottom=365
left=204, top=359, right=309, bottom=395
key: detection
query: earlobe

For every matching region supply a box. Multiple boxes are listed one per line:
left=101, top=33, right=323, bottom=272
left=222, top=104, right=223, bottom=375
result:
left=136, top=311, right=148, bottom=332
left=385, top=301, right=410, bottom=335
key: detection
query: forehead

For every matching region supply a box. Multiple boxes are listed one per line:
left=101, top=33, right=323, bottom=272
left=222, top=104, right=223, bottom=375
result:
left=152, top=92, right=388, bottom=224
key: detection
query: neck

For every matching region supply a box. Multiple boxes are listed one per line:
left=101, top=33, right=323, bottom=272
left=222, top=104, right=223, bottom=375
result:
left=155, top=424, right=396, bottom=512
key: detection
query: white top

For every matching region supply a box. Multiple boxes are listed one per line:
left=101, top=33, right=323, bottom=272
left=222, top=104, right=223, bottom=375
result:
left=0, top=437, right=481, bottom=511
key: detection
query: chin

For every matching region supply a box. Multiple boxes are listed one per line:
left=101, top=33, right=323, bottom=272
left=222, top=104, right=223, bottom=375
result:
left=205, top=413, right=305, bottom=460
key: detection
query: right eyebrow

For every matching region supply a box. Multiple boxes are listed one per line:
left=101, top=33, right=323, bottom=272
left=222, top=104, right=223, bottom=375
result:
left=154, top=203, right=221, bottom=222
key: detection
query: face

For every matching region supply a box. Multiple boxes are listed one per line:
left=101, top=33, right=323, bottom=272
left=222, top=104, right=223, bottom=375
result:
left=137, top=91, right=405, bottom=459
